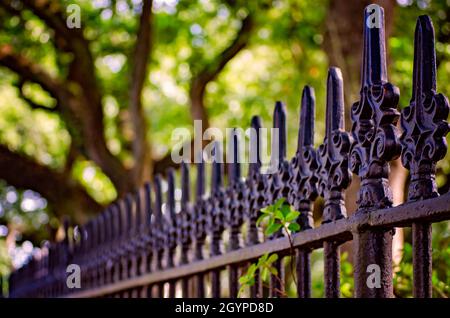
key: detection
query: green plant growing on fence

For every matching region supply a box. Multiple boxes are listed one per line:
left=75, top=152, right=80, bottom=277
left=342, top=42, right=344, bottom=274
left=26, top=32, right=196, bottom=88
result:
left=393, top=222, right=450, bottom=298
left=238, top=198, right=301, bottom=297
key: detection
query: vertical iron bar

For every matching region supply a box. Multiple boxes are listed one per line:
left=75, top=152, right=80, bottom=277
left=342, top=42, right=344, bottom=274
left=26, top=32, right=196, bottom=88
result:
left=167, top=168, right=177, bottom=297
left=400, top=16, right=450, bottom=298
left=180, top=161, right=192, bottom=298
left=316, top=68, right=352, bottom=298
left=291, top=86, right=317, bottom=298
left=350, top=5, right=402, bottom=298
left=195, top=158, right=206, bottom=297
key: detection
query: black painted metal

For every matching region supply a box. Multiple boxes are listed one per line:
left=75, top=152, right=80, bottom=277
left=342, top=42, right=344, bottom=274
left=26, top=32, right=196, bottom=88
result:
left=8, top=5, right=450, bottom=299
left=350, top=5, right=399, bottom=298
left=317, top=67, right=352, bottom=298
left=400, top=15, right=450, bottom=298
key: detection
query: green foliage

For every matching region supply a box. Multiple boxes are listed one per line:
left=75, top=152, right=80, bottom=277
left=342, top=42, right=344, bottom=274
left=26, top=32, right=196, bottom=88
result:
left=239, top=198, right=300, bottom=297
left=394, top=222, right=450, bottom=298
left=257, top=198, right=301, bottom=236
left=238, top=252, right=279, bottom=297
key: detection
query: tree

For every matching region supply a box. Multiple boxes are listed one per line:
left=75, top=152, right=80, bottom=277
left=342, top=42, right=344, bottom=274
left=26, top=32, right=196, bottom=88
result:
left=0, top=0, right=257, bottom=224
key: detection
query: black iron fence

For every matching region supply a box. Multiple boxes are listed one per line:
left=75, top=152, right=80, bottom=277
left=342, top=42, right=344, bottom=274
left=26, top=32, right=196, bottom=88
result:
left=7, top=5, right=450, bottom=298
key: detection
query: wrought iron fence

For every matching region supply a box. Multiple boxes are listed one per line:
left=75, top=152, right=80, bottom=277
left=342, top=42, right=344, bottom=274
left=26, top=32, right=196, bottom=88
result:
left=7, top=5, right=450, bottom=298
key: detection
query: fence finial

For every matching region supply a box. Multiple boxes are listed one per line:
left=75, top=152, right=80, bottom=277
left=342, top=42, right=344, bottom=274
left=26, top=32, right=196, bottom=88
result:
left=228, top=128, right=241, bottom=182
left=317, top=67, right=352, bottom=223
left=249, top=115, right=262, bottom=175
left=273, top=101, right=287, bottom=164
left=350, top=4, right=401, bottom=210
left=400, top=15, right=450, bottom=200
left=209, top=141, right=225, bottom=255
left=125, top=194, right=134, bottom=236
left=228, top=128, right=244, bottom=251
left=290, top=85, right=318, bottom=229
left=179, top=161, right=192, bottom=267
left=134, top=188, right=142, bottom=231
left=166, top=168, right=177, bottom=269
left=362, top=4, right=387, bottom=86
left=153, top=174, right=164, bottom=271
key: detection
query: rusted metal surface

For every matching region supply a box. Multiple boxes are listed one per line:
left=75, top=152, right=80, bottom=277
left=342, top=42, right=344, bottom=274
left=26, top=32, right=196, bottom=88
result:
left=8, top=5, right=450, bottom=299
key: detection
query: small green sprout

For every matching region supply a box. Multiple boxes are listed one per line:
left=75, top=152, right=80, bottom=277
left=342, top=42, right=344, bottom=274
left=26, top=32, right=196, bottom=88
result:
left=239, top=198, right=301, bottom=297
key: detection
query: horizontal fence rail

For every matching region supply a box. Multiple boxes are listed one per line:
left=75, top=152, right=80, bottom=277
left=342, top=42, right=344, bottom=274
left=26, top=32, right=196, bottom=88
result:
left=8, top=5, right=450, bottom=298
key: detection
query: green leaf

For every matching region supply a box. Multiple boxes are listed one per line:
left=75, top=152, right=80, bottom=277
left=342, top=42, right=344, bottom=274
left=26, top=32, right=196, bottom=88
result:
left=288, top=222, right=301, bottom=232
left=274, top=210, right=284, bottom=220
left=256, top=214, right=266, bottom=226
left=280, top=204, right=291, bottom=217
left=260, top=207, right=270, bottom=214
left=265, top=222, right=282, bottom=235
left=247, top=264, right=257, bottom=276
left=239, top=276, right=249, bottom=284
left=267, top=254, right=279, bottom=264
left=274, top=198, right=286, bottom=210
left=261, top=268, right=269, bottom=281
left=238, top=286, right=246, bottom=297
left=259, top=253, right=269, bottom=263
left=269, top=266, right=278, bottom=276
left=285, top=210, right=300, bottom=222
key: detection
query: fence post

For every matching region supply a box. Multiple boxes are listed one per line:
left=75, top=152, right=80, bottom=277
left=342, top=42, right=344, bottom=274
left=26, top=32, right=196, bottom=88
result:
left=166, top=168, right=177, bottom=297
left=153, top=174, right=165, bottom=297
left=141, top=182, right=153, bottom=297
left=227, top=128, right=244, bottom=298
left=268, top=101, right=287, bottom=297
left=209, top=141, right=224, bottom=298
left=179, top=161, right=192, bottom=297
left=350, top=5, right=401, bottom=298
left=194, top=159, right=206, bottom=297
left=316, top=68, right=352, bottom=298
left=290, top=86, right=318, bottom=298
left=246, top=115, right=263, bottom=297
left=400, top=15, right=450, bottom=298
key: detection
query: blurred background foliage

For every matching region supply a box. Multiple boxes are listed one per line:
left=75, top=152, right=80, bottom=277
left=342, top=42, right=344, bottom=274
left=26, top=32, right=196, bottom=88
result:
left=0, top=0, right=449, bottom=297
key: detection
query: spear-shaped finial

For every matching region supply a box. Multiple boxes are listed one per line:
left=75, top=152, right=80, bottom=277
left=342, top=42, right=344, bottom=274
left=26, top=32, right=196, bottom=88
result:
left=181, top=161, right=190, bottom=209
left=211, top=141, right=223, bottom=194
left=166, top=168, right=177, bottom=269
left=290, top=85, right=318, bottom=229
left=317, top=68, right=352, bottom=223
left=167, top=168, right=176, bottom=222
left=228, top=128, right=241, bottom=183
left=362, top=4, right=387, bottom=87
left=249, top=115, right=262, bottom=175
left=272, top=101, right=287, bottom=164
left=153, top=174, right=164, bottom=271
left=297, top=86, right=315, bottom=152
left=400, top=15, right=450, bottom=200
left=349, top=4, right=401, bottom=210
left=143, top=182, right=152, bottom=228
left=126, top=193, right=136, bottom=236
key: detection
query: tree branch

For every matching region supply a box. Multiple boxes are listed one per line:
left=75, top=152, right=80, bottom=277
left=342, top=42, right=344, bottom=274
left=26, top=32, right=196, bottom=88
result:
left=2, top=2, right=133, bottom=195
left=129, top=0, right=153, bottom=185
left=0, top=45, right=68, bottom=102
left=0, top=144, right=102, bottom=224
left=189, top=14, right=253, bottom=129
left=153, top=13, right=254, bottom=175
